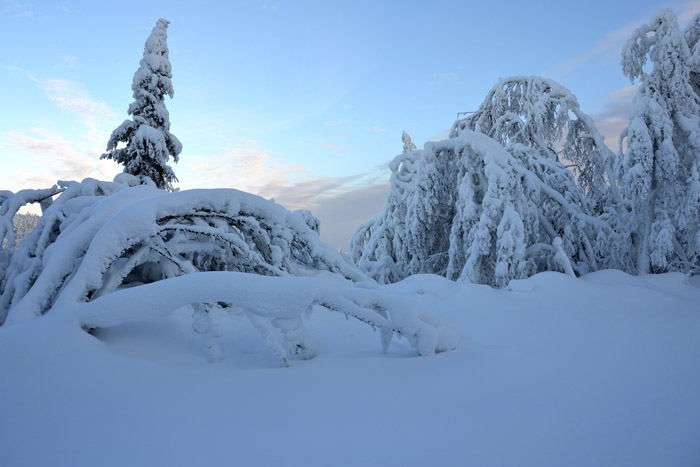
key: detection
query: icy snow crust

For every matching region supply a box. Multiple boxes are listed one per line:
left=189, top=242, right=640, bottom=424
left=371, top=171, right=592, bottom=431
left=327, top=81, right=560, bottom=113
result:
left=1, top=270, right=698, bottom=466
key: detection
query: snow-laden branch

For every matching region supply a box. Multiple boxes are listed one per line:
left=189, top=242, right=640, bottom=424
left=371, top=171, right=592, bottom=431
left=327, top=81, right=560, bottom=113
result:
left=67, top=271, right=461, bottom=365
left=0, top=185, right=63, bottom=252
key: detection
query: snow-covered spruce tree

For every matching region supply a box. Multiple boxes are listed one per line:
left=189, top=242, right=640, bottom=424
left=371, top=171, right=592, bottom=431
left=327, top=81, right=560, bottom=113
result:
left=402, top=130, right=417, bottom=153
left=351, top=131, right=423, bottom=283
left=102, top=18, right=182, bottom=191
left=618, top=9, right=700, bottom=274
left=351, top=76, right=621, bottom=286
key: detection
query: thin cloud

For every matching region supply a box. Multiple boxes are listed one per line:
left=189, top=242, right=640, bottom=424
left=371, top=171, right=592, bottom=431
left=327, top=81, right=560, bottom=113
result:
left=299, top=140, right=351, bottom=153
left=543, top=1, right=700, bottom=80
left=182, top=146, right=307, bottom=197
left=429, top=72, right=459, bottom=85
left=326, top=120, right=347, bottom=127
left=371, top=126, right=387, bottom=132
left=542, top=24, right=638, bottom=80
left=1, top=76, right=122, bottom=190
left=677, top=0, right=700, bottom=24
left=322, top=143, right=350, bottom=153
left=41, top=78, right=115, bottom=142
left=591, top=84, right=638, bottom=152
left=312, top=181, right=390, bottom=250
left=179, top=142, right=390, bottom=248
left=426, top=128, right=450, bottom=142
left=2, top=129, right=120, bottom=186
left=56, top=53, right=78, bottom=69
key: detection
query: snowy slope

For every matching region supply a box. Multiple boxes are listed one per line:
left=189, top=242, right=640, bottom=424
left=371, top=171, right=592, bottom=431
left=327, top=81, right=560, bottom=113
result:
left=1, top=270, right=699, bottom=467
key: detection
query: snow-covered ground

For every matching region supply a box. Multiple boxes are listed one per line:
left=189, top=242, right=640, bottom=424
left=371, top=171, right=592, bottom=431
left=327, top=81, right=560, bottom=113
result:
left=1, top=270, right=699, bottom=467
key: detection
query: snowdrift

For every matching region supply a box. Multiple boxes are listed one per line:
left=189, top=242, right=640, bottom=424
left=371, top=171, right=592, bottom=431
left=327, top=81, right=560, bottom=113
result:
left=1, top=270, right=698, bottom=466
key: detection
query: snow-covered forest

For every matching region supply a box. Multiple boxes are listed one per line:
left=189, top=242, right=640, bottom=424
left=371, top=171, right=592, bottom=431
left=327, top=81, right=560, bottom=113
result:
left=351, top=9, right=700, bottom=285
left=1, top=10, right=700, bottom=467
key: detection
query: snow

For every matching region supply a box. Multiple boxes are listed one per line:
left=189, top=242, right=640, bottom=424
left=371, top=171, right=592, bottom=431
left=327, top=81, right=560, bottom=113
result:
left=1, top=270, right=699, bottom=467
left=3, top=9, right=700, bottom=467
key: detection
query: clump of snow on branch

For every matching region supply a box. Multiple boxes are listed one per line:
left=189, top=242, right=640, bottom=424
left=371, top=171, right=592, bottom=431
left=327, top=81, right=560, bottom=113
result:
left=102, top=18, right=182, bottom=191
left=618, top=9, right=700, bottom=274
left=351, top=77, right=622, bottom=287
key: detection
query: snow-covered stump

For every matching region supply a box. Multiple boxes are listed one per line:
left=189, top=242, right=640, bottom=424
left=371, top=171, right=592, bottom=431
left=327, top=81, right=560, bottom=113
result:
left=67, top=272, right=461, bottom=365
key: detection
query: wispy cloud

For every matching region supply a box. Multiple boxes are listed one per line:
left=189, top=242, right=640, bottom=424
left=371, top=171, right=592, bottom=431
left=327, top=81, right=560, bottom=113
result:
left=543, top=1, right=700, bottom=80
left=1, top=76, right=121, bottom=190
left=426, top=128, right=450, bottom=142
left=542, top=24, right=638, bottom=80
left=2, top=129, right=120, bottom=187
left=429, top=72, right=459, bottom=85
left=371, top=126, right=387, bottom=132
left=56, top=53, right=77, bottom=69
left=321, top=143, right=350, bottom=152
left=182, top=145, right=307, bottom=196
left=2, top=1, right=36, bottom=17
left=312, top=181, right=390, bottom=250
left=182, top=143, right=379, bottom=205
left=677, top=0, right=700, bottom=24
left=591, top=84, right=639, bottom=152
left=40, top=78, right=116, bottom=142
left=299, top=140, right=351, bottom=153
left=326, top=120, right=347, bottom=127
left=179, top=141, right=390, bottom=248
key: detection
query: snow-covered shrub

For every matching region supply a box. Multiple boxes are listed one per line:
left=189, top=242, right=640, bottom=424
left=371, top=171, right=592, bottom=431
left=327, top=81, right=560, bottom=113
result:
left=0, top=177, right=366, bottom=325
left=618, top=9, right=700, bottom=274
left=102, top=18, right=182, bottom=191
left=351, top=77, right=621, bottom=287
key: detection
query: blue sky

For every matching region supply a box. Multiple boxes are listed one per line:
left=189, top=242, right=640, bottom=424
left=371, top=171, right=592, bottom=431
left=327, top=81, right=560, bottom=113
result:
left=1, top=0, right=699, bottom=248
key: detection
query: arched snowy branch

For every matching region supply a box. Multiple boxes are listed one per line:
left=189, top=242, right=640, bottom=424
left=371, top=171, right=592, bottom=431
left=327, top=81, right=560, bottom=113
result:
left=67, top=271, right=461, bottom=365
